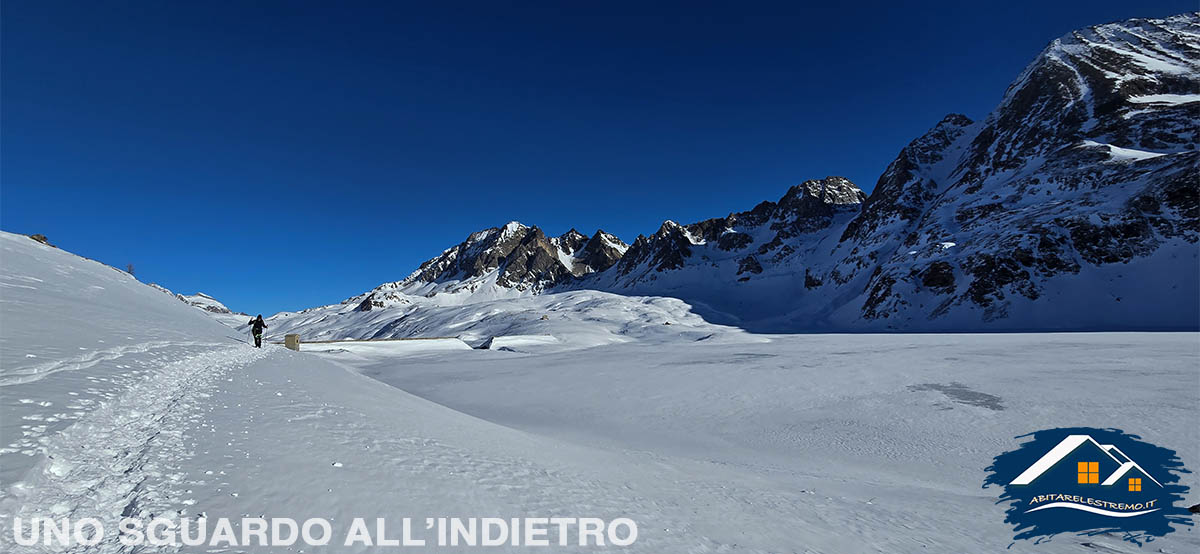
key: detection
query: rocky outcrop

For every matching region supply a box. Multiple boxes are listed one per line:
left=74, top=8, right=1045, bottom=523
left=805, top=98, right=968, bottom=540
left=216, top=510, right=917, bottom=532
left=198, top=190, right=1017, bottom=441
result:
left=608, top=177, right=867, bottom=287
left=575, top=230, right=628, bottom=273
left=176, top=292, right=236, bottom=314
left=356, top=293, right=384, bottom=312
left=841, top=114, right=974, bottom=245
left=614, top=221, right=699, bottom=276
left=551, top=229, right=590, bottom=257
left=397, top=222, right=629, bottom=294
left=27, top=234, right=55, bottom=247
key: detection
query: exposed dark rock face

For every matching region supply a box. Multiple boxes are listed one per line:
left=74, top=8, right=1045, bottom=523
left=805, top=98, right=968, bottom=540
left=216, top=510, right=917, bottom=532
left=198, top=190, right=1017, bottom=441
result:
left=609, top=177, right=867, bottom=286
left=575, top=230, right=628, bottom=273
left=28, top=234, right=55, bottom=247
left=842, top=114, right=974, bottom=244
left=357, top=293, right=384, bottom=312
left=496, top=228, right=575, bottom=288
left=737, top=255, right=763, bottom=275
left=615, top=221, right=697, bottom=276
left=397, top=222, right=629, bottom=294
left=553, top=229, right=590, bottom=256
left=717, top=232, right=752, bottom=251
left=804, top=269, right=822, bottom=289
left=920, top=262, right=956, bottom=292
left=397, top=175, right=865, bottom=296
left=174, top=293, right=233, bottom=314
left=774, top=177, right=866, bottom=237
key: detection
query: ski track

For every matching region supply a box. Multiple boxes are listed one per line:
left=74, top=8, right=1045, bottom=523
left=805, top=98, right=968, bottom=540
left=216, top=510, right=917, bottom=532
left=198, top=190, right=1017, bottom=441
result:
left=0, top=341, right=227, bottom=388
left=0, top=344, right=270, bottom=553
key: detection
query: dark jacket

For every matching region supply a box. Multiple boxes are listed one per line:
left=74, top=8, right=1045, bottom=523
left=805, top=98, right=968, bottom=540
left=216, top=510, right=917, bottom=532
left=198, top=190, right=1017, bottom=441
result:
left=249, top=318, right=268, bottom=334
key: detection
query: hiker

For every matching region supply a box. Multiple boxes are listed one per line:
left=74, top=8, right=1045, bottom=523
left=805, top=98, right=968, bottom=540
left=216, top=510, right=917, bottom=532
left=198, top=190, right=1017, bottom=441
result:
left=248, top=315, right=268, bottom=348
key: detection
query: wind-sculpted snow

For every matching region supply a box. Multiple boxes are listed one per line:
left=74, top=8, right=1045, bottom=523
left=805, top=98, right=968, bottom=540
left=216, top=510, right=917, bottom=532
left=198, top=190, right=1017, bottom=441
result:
left=263, top=289, right=759, bottom=351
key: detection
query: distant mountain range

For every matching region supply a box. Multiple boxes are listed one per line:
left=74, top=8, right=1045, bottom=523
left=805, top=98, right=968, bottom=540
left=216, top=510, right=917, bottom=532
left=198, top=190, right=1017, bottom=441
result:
left=255, top=13, right=1199, bottom=336
left=148, top=285, right=252, bottom=329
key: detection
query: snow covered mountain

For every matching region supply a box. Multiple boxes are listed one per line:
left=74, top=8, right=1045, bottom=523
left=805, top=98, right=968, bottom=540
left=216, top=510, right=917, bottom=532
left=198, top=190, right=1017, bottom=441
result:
left=176, top=292, right=236, bottom=314
left=585, top=176, right=870, bottom=325
left=398, top=222, right=628, bottom=297
left=268, top=13, right=1198, bottom=339
left=820, top=13, right=1200, bottom=330
left=592, top=13, right=1199, bottom=331
left=149, top=284, right=250, bottom=329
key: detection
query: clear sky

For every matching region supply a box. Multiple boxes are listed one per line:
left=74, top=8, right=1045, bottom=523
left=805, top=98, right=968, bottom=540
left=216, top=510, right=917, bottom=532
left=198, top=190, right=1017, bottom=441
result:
left=3, top=1, right=1194, bottom=316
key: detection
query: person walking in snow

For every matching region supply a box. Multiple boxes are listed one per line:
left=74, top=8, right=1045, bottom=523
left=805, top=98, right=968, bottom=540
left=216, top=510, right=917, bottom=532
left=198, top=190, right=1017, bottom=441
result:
left=249, top=315, right=268, bottom=348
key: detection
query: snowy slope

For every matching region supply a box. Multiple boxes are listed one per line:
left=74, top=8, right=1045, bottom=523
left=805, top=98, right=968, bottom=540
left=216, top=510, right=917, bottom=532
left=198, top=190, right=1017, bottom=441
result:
left=0, top=231, right=244, bottom=484
left=263, top=289, right=758, bottom=350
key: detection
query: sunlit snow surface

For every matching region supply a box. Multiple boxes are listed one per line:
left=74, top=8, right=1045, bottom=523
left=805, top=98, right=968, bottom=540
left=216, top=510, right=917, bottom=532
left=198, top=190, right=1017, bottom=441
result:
left=1128, top=93, right=1200, bottom=105
left=2, top=231, right=1198, bottom=553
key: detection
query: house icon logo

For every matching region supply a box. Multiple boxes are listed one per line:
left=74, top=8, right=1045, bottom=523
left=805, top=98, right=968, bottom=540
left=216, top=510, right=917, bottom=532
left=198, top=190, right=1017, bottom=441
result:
left=984, top=428, right=1192, bottom=546
left=1009, top=434, right=1163, bottom=516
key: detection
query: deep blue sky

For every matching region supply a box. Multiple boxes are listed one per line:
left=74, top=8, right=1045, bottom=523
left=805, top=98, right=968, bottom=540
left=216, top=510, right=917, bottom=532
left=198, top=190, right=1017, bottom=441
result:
left=3, top=1, right=1194, bottom=315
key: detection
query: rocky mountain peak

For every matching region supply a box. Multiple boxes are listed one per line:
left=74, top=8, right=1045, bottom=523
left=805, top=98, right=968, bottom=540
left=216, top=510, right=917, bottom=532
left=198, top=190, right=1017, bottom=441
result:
left=780, top=176, right=867, bottom=207
left=552, top=228, right=590, bottom=255
left=961, top=13, right=1199, bottom=184
left=612, top=221, right=696, bottom=276
left=606, top=177, right=868, bottom=284
left=401, top=222, right=634, bottom=294
left=904, top=114, right=975, bottom=168
left=840, top=115, right=976, bottom=244
left=177, top=292, right=235, bottom=314
left=765, top=177, right=866, bottom=242
left=575, top=230, right=628, bottom=273
left=654, top=220, right=690, bottom=238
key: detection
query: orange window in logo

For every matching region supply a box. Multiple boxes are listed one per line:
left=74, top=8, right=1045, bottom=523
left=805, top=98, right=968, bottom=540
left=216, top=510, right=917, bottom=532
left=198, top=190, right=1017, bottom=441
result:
left=1129, top=478, right=1142, bottom=491
left=1077, top=462, right=1099, bottom=484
